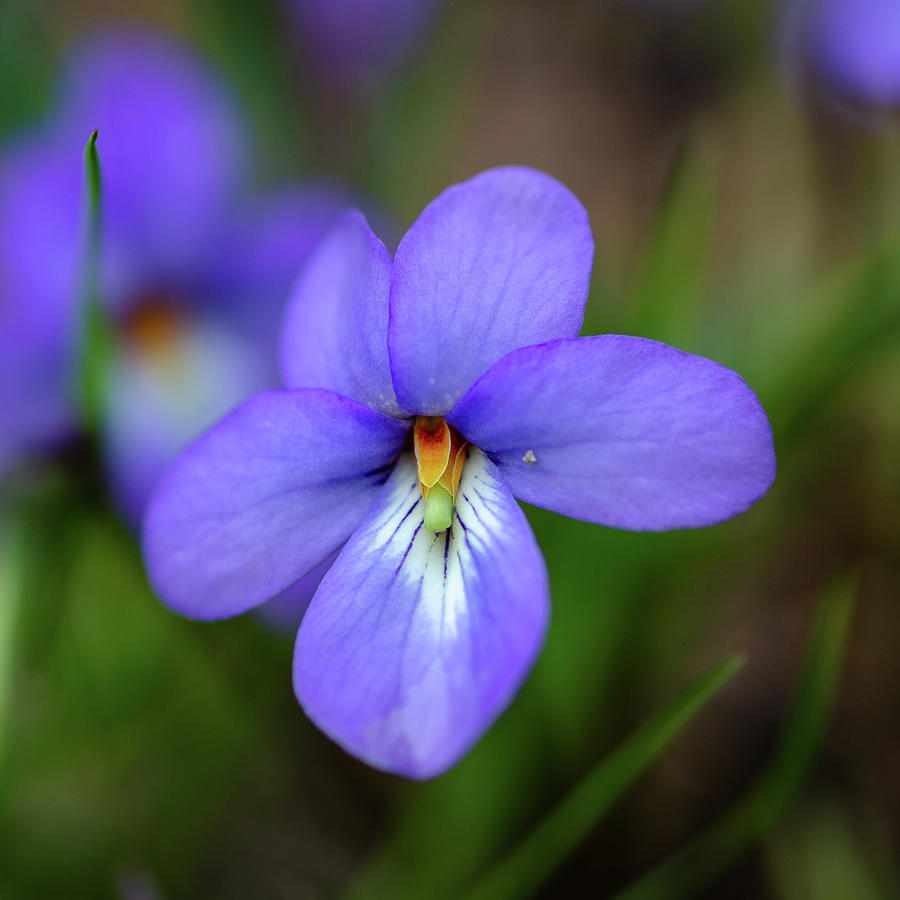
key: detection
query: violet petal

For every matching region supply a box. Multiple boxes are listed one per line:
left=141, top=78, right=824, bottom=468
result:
left=142, top=389, right=409, bottom=620
left=280, top=209, right=401, bottom=416
left=449, top=335, right=776, bottom=531
left=388, top=166, right=594, bottom=415
left=293, top=449, right=549, bottom=779
left=0, top=139, right=80, bottom=475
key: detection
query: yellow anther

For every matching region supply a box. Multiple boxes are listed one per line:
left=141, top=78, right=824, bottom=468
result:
left=413, top=416, right=451, bottom=488
left=413, top=417, right=468, bottom=531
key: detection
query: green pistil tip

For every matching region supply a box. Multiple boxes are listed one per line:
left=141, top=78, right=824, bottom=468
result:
left=424, top=484, right=454, bottom=533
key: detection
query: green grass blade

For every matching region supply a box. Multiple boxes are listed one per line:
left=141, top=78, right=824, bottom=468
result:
left=613, top=573, right=856, bottom=900
left=624, top=131, right=720, bottom=352
left=765, top=799, right=899, bottom=900
left=765, top=246, right=900, bottom=445
left=461, top=653, right=746, bottom=900
left=189, top=0, right=315, bottom=176
left=76, top=130, right=111, bottom=435
left=0, top=516, right=26, bottom=762
left=357, top=4, right=483, bottom=213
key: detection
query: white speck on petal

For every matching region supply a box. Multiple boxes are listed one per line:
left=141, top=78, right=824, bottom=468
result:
left=522, top=450, right=536, bottom=465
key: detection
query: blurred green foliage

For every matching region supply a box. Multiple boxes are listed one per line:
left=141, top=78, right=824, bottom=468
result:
left=615, top=573, right=856, bottom=900
left=463, top=654, right=745, bottom=900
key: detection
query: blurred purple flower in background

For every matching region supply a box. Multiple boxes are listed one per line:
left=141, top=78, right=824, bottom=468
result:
left=787, top=0, right=900, bottom=107
left=284, top=0, right=448, bottom=88
left=143, top=167, right=776, bottom=779
left=0, top=141, right=80, bottom=477
left=0, top=29, right=350, bottom=523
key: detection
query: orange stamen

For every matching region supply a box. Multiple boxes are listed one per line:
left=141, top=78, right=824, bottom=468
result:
left=413, top=417, right=468, bottom=499
left=413, top=416, right=451, bottom=488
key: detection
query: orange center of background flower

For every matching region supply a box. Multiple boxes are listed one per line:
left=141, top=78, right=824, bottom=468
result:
left=122, top=295, right=186, bottom=357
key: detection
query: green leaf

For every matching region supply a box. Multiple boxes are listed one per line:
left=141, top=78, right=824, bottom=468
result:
left=459, top=653, right=745, bottom=900
left=0, top=479, right=82, bottom=768
left=76, top=130, right=112, bottom=435
left=612, top=573, right=856, bottom=900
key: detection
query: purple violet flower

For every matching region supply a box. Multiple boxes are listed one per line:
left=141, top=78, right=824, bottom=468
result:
left=283, top=0, right=447, bottom=88
left=788, top=0, right=900, bottom=108
left=143, top=167, right=776, bottom=779
left=0, top=29, right=350, bottom=526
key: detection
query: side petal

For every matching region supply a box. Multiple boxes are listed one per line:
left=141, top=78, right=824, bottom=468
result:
left=0, top=138, right=80, bottom=475
left=0, top=329, right=77, bottom=479
left=280, top=210, right=400, bottom=416
left=142, top=389, right=409, bottom=620
left=293, top=448, right=550, bottom=779
left=449, top=336, right=776, bottom=531
left=0, top=137, right=80, bottom=335
left=388, top=167, right=594, bottom=415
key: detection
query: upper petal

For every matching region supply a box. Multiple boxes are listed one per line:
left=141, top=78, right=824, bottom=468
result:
left=55, top=28, right=247, bottom=286
left=449, top=336, right=776, bottom=531
left=208, top=182, right=355, bottom=347
left=280, top=210, right=400, bottom=416
left=387, top=167, right=594, bottom=415
left=142, top=389, right=409, bottom=620
left=293, top=448, right=549, bottom=779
